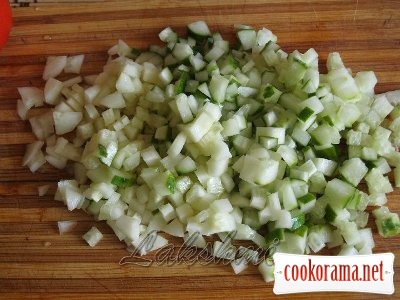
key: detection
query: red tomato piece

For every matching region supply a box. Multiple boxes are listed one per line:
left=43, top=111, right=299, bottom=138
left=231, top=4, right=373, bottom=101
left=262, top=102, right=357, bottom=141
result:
left=0, top=0, right=12, bottom=48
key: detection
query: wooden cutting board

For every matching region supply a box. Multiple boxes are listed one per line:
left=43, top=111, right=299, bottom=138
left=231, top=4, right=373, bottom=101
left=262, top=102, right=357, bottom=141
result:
left=1, top=0, right=400, bottom=299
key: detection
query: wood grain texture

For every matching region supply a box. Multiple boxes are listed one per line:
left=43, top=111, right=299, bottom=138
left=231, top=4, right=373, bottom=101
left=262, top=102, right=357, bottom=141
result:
left=1, top=0, right=400, bottom=299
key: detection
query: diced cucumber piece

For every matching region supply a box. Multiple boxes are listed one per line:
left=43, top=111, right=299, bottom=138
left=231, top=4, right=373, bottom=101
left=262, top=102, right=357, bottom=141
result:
left=150, top=171, right=177, bottom=196
left=311, top=158, right=337, bottom=177
left=259, top=137, right=278, bottom=150
left=298, top=107, right=315, bottom=122
left=291, top=179, right=309, bottom=198
left=277, top=145, right=298, bottom=167
left=189, top=55, right=206, bottom=72
left=291, top=124, right=311, bottom=146
left=346, top=130, right=362, bottom=145
left=265, top=228, right=285, bottom=246
left=98, top=141, right=118, bottom=166
left=256, top=127, right=285, bottom=144
left=187, top=21, right=211, bottom=39
left=205, top=44, right=226, bottom=62
left=339, top=158, right=368, bottom=186
left=298, top=193, right=316, bottom=213
left=327, top=67, right=360, bottom=101
left=368, top=193, right=387, bottom=206
left=111, top=175, right=134, bottom=188
left=276, top=230, right=306, bottom=254
left=159, top=27, right=178, bottom=43
left=280, top=56, right=308, bottom=89
left=355, top=71, right=377, bottom=94
left=309, top=124, right=340, bottom=145
left=239, top=155, right=279, bottom=185
left=232, top=135, right=252, bottom=155
left=185, top=112, right=214, bottom=142
left=175, top=93, right=193, bottom=123
left=197, top=82, right=211, bottom=98
left=361, top=147, right=378, bottom=161
left=365, top=168, right=393, bottom=194
left=300, top=96, right=323, bottom=116
left=307, top=225, right=331, bottom=253
left=237, top=29, right=256, bottom=50
left=175, top=71, right=189, bottom=95
left=98, top=144, right=107, bottom=157
left=87, top=164, right=133, bottom=185
left=291, top=212, right=306, bottom=230
left=325, top=178, right=355, bottom=209
left=338, top=221, right=361, bottom=246
left=345, top=189, right=362, bottom=210
left=258, top=260, right=274, bottom=282
left=279, top=181, right=298, bottom=210
left=373, top=95, right=393, bottom=118
left=338, top=245, right=359, bottom=256
left=172, top=43, right=193, bottom=61
left=258, top=84, right=282, bottom=103
left=290, top=160, right=317, bottom=182
left=373, top=207, right=400, bottom=237
left=176, top=156, right=197, bottom=174
left=309, top=172, right=327, bottom=194
left=209, top=74, right=229, bottom=103
left=314, top=144, right=338, bottom=160
left=220, top=55, right=239, bottom=75
left=159, top=67, right=173, bottom=85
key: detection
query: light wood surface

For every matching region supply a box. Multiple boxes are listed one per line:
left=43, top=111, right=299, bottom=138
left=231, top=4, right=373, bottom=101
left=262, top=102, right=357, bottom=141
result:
left=1, top=1, right=400, bottom=299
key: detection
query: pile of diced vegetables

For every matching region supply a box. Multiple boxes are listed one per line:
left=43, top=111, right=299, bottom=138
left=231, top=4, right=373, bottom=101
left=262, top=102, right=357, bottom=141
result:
left=18, top=21, right=400, bottom=282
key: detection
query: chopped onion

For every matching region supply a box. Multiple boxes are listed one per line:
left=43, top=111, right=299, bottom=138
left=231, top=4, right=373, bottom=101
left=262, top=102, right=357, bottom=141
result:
left=18, top=87, right=44, bottom=109
left=38, top=184, right=50, bottom=196
left=16, top=99, right=29, bottom=120
left=29, top=111, right=54, bottom=140
left=84, top=75, right=98, bottom=85
left=44, top=77, right=64, bottom=105
left=27, top=150, right=46, bottom=173
left=57, top=220, right=77, bottom=234
left=64, top=55, right=85, bottom=74
left=63, top=76, right=82, bottom=88
left=22, top=141, right=44, bottom=166
left=45, top=154, right=68, bottom=169
left=43, top=56, right=67, bottom=80
left=82, top=226, right=103, bottom=247
left=53, top=111, right=83, bottom=135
